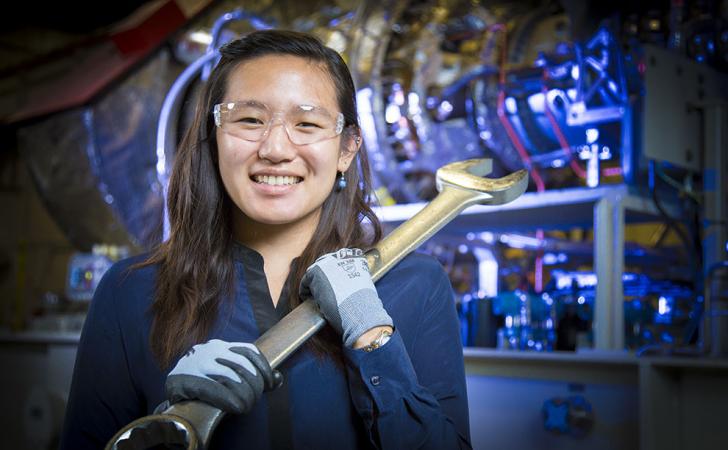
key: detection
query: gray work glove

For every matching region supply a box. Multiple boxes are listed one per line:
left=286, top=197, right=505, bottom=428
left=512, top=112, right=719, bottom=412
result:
left=300, top=248, right=393, bottom=348
left=165, top=339, right=282, bottom=414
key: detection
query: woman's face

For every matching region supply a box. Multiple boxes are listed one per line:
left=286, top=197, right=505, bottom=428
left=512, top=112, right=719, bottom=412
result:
left=216, top=55, right=356, bottom=234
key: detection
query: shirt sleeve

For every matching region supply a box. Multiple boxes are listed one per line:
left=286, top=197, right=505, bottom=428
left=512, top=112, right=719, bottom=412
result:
left=58, top=263, right=144, bottom=450
left=343, top=264, right=472, bottom=449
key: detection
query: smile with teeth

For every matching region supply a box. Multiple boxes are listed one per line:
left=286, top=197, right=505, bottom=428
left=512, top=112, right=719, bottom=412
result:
left=253, top=175, right=303, bottom=186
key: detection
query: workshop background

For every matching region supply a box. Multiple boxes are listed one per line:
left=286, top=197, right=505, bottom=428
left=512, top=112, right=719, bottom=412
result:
left=1, top=0, right=727, bottom=449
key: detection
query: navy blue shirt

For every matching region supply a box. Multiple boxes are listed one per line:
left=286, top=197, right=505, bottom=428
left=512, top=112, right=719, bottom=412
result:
left=59, top=246, right=471, bottom=449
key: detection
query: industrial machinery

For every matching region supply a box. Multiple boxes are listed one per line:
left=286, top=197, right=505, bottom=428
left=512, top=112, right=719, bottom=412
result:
left=12, top=0, right=728, bottom=351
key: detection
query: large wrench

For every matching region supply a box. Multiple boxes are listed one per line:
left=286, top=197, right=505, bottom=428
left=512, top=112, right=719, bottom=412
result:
left=105, top=159, right=528, bottom=450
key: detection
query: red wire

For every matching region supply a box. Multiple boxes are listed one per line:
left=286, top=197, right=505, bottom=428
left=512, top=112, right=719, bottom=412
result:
left=491, top=24, right=545, bottom=291
left=541, top=71, right=587, bottom=179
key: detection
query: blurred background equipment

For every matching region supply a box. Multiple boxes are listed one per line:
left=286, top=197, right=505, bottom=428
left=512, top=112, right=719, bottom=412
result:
left=1, top=1, right=728, bottom=450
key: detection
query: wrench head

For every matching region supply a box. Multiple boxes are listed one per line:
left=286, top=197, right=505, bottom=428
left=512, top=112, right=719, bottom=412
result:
left=105, top=413, right=198, bottom=450
left=436, top=158, right=528, bottom=205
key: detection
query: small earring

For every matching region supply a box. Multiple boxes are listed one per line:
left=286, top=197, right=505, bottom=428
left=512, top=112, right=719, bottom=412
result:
left=336, top=171, right=347, bottom=191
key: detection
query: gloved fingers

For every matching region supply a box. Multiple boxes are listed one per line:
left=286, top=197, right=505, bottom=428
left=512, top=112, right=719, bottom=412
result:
left=308, top=248, right=364, bottom=269
left=215, top=356, right=265, bottom=399
left=165, top=374, right=242, bottom=414
left=208, top=374, right=257, bottom=414
left=337, top=248, right=363, bottom=258
left=228, top=345, right=278, bottom=392
left=170, top=339, right=254, bottom=383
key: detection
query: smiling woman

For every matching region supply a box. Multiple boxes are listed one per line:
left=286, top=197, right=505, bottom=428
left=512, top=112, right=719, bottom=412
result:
left=59, top=29, right=471, bottom=450
left=217, top=54, right=356, bottom=237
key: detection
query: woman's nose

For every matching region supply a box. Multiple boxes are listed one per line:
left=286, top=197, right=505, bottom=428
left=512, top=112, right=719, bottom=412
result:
left=257, top=122, right=296, bottom=162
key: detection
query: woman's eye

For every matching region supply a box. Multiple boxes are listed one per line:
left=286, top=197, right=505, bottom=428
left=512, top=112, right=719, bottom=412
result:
left=298, top=121, right=322, bottom=128
left=237, top=117, right=264, bottom=125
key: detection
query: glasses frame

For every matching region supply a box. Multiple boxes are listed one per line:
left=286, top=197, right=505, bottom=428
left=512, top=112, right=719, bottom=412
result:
left=213, top=102, right=346, bottom=145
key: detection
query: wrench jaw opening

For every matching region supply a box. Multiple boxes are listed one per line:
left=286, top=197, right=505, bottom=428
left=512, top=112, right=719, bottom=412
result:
left=436, top=158, right=529, bottom=206
left=105, top=413, right=199, bottom=450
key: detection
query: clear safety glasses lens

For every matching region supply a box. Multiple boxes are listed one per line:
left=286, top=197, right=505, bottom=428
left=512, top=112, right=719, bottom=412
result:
left=213, top=102, right=345, bottom=145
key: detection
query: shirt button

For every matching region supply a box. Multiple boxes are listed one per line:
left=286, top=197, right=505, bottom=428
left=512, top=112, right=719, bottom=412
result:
left=370, top=375, right=381, bottom=386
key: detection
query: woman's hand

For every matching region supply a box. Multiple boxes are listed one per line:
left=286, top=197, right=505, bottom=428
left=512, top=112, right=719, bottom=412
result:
left=299, top=248, right=393, bottom=348
left=165, top=339, right=282, bottom=414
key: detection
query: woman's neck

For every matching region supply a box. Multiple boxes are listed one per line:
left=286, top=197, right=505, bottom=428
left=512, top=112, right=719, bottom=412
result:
left=233, top=210, right=319, bottom=266
left=234, top=211, right=319, bottom=306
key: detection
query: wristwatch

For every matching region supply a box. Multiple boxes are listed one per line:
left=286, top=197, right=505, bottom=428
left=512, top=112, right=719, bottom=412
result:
left=362, top=328, right=392, bottom=353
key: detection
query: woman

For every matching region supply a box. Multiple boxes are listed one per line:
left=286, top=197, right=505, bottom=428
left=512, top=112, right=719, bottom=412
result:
left=60, top=30, right=471, bottom=449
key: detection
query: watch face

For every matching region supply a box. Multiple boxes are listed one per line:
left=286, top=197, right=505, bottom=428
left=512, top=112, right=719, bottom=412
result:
left=364, top=330, right=392, bottom=352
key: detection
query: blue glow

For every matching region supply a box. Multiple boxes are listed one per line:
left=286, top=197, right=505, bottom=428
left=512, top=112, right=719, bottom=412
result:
left=586, top=128, right=599, bottom=144
left=554, top=272, right=597, bottom=290
left=438, top=100, right=454, bottom=120
left=527, top=92, right=545, bottom=112
left=577, top=296, right=586, bottom=305
left=505, top=97, right=518, bottom=114
left=600, top=146, right=612, bottom=160
left=542, top=293, right=554, bottom=306
left=587, top=146, right=599, bottom=188
left=579, top=147, right=591, bottom=159
left=499, top=233, right=542, bottom=249
left=385, top=104, right=401, bottom=124
left=658, top=296, right=671, bottom=315
left=551, top=159, right=565, bottom=168
left=356, top=88, right=380, bottom=156
left=458, top=244, right=469, bottom=254
left=480, top=232, right=495, bottom=244
left=571, top=65, right=580, bottom=80
left=408, top=92, right=421, bottom=115
left=608, top=80, right=618, bottom=94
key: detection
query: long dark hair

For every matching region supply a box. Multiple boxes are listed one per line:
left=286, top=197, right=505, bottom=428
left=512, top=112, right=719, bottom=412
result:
left=142, top=30, right=382, bottom=369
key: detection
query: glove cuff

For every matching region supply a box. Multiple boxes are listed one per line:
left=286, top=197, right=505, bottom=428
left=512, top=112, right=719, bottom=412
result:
left=340, top=290, right=394, bottom=348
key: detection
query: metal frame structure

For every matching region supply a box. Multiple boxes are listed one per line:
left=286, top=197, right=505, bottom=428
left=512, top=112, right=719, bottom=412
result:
left=375, top=183, right=683, bottom=351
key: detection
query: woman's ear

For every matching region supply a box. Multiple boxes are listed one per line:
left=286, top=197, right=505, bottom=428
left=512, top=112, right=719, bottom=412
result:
left=337, top=132, right=361, bottom=172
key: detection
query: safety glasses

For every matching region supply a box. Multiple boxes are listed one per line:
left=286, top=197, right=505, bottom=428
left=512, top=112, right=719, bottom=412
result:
left=213, top=101, right=345, bottom=145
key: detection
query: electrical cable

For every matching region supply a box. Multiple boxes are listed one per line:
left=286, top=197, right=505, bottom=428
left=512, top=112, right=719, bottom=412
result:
left=655, top=161, right=702, bottom=203
left=636, top=160, right=703, bottom=356
left=648, top=160, right=695, bottom=268
left=491, top=23, right=545, bottom=292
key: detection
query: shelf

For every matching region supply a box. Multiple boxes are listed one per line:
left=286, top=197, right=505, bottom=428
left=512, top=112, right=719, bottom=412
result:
left=374, top=183, right=680, bottom=232
left=375, top=183, right=684, bottom=352
left=0, top=330, right=81, bottom=345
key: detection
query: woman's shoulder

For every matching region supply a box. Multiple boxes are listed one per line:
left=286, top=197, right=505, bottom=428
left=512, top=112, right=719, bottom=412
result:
left=93, top=253, right=157, bottom=309
left=377, top=251, right=451, bottom=296
left=388, top=251, right=449, bottom=281
left=377, top=251, right=456, bottom=334
left=100, top=253, right=156, bottom=287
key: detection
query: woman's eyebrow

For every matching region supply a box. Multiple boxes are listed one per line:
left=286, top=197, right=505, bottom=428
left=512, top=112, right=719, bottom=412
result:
left=225, top=99, right=268, bottom=109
